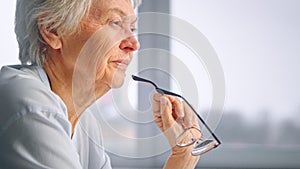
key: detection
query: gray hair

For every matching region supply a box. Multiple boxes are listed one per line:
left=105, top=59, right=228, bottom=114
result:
left=15, top=0, right=141, bottom=66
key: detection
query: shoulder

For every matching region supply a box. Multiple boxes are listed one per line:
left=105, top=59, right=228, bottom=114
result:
left=0, top=106, right=82, bottom=169
left=0, top=65, right=66, bottom=114
left=0, top=65, right=70, bottom=135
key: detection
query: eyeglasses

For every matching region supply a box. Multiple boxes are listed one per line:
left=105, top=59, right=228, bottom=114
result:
left=132, top=75, right=221, bottom=155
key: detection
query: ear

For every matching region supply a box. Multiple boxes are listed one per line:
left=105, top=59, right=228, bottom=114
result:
left=38, top=19, right=62, bottom=50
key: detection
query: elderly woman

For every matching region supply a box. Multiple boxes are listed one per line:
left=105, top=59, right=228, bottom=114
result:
left=0, top=0, right=200, bottom=168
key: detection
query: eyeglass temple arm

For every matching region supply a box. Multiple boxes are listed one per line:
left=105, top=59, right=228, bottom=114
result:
left=132, top=75, right=221, bottom=145
left=158, top=88, right=221, bottom=145
left=132, top=75, right=158, bottom=88
left=180, top=96, right=221, bottom=145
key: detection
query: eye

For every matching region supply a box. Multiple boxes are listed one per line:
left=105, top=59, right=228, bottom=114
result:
left=130, top=26, right=137, bottom=33
left=111, top=20, right=122, bottom=27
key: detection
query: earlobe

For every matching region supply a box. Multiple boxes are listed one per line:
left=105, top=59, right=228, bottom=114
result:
left=38, top=21, right=62, bottom=50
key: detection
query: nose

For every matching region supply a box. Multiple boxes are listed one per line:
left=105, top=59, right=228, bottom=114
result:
left=119, top=35, right=140, bottom=53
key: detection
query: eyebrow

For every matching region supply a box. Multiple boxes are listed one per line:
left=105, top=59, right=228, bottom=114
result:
left=105, top=8, right=137, bottom=23
left=106, top=8, right=128, bottom=17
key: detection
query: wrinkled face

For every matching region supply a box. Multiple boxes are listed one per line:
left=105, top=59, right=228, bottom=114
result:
left=91, top=0, right=140, bottom=88
left=63, top=0, right=140, bottom=89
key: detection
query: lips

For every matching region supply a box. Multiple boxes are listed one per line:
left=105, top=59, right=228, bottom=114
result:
left=111, top=57, right=131, bottom=70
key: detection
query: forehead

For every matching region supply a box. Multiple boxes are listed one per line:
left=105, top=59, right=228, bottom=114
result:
left=92, top=0, right=135, bottom=17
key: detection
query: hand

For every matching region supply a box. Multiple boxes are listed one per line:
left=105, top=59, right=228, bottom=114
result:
left=152, top=93, right=201, bottom=151
left=152, top=93, right=201, bottom=169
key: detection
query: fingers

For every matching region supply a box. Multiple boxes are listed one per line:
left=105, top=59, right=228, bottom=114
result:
left=153, top=93, right=178, bottom=129
left=152, top=93, right=162, bottom=118
left=168, top=96, right=184, bottom=119
left=164, top=95, right=195, bottom=129
left=182, top=102, right=195, bottom=129
left=153, top=93, right=195, bottom=130
left=160, top=96, right=175, bottom=129
left=168, top=95, right=197, bottom=129
left=153, top=93, right=176, bottom=130
left=152, top=93, right=163, bottom=130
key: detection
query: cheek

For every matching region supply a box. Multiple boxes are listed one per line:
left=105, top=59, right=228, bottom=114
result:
left=95, top=61, right=126, bottom=88
left=96, top=62, right=123, bottom=88
left=95, top=46, right=127, bottom=88
left=95, top=50, right=116, bottom=83
left=95, top=57, right=109, bottom=82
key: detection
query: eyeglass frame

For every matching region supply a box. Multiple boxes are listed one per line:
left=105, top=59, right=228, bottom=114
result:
left=132, top=75, right=221, bottom=155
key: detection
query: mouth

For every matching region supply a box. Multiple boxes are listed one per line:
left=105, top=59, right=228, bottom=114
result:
left=111, top=57, right=131, bottom=70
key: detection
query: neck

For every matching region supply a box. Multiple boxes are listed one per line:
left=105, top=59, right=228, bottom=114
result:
left=43, top=53, right=110, bottom=135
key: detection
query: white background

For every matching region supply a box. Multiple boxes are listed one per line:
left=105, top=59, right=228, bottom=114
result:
left=172, top=0, right=300, bottom=123
left=0, top=0, right=19, bottom=67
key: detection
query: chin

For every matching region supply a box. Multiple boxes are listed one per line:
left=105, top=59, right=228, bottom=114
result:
left=110, top=71, right=126, bottom=88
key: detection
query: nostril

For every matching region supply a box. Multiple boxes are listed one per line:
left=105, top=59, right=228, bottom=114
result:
left=124, top=46, right=134, bottom=52
left=119, top=37, right=139, bottom=52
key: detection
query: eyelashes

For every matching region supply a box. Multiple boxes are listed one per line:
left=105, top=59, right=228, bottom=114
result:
left=109, top=17, right=137, bottom=33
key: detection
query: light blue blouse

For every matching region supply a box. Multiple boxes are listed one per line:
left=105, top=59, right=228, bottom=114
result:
left=0, top=65, right=111, bottom=169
